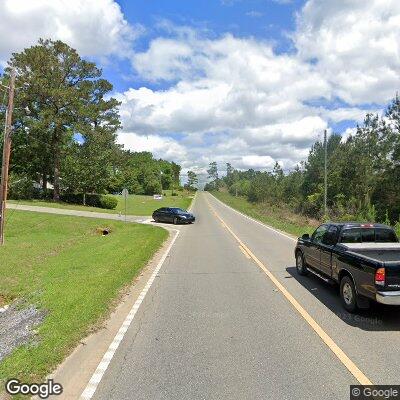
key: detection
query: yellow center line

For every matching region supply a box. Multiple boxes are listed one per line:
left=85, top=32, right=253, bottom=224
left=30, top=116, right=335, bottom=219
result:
left=239, top=245, right=251, bottom=259
left=205, top=196, right=372, bottom=386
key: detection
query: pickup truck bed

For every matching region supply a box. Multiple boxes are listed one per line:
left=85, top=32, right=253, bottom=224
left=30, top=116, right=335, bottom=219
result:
left=295, top=222, right=400, bottom=312
left=338, top=243, right=400, bottom=262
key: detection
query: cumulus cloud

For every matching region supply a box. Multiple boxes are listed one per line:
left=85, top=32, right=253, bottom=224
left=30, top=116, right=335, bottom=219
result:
left=4, top=0, right=398, bottom=172
left=118, top=1, right=400, bottom=171
left=116, top=30, right=333, bottom=170
left=117, top=132, right=188, bottom=163
left=295, top=0, right=400, bottom=104
left=0, top=0, right=140, bottom=64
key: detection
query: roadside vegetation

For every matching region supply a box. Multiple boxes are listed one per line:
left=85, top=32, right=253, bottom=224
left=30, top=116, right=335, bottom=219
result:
left=0, top=211, right=168, bottom=387
left=212, top=190, right=317, bottom=237
left=206, top=95, right=400, bottom=236
left=9, top=190, right=194, bottom=216
left=0, top=39, right=199, bottom=209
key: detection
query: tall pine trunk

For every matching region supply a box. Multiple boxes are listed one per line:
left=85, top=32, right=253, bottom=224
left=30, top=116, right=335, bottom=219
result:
left=42, top=172, right=47, bottom=193
left=53, top=132, right=61, bottom=202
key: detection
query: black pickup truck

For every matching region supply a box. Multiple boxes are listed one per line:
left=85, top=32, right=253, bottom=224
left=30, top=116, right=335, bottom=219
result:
left=295, top=222, right=400, bottom=312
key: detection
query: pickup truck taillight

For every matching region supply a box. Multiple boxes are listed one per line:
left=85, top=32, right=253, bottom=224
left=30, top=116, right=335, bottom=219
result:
left=375, top=267, right=386, bottom=286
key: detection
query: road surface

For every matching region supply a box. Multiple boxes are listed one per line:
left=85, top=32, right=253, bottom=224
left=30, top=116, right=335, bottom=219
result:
left=79, top=191, right=400, bottom=400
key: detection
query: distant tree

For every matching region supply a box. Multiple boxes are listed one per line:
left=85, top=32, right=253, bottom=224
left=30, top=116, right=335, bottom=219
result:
left=186, top=170, right=198, bottom=191
left=225, top=162, right=235, bottom=186
left=207, top=161, right=219, bottom=190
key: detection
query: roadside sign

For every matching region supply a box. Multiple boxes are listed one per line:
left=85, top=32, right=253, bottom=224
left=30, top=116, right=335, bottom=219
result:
left=122, top=188, right=129, bottom=222
left=153, top=194, right=163, bottom=200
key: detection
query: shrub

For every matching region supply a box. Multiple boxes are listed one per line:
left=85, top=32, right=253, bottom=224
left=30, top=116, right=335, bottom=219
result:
left=60, top=193, right=118, bottom=209
left=99, top=194, right=118, bottom=209
left=8, top=173, right=38, bottom=200
left=144, top=179, right=162, bottom=195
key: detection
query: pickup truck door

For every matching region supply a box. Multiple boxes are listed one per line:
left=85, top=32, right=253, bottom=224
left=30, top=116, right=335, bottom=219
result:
left=306, top=225, right=328, bottom=269
left=319, top=225, right=339, bottom=277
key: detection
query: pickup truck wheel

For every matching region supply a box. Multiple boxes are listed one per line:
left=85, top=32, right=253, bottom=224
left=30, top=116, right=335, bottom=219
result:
left=296, top=252, right=308, bottom=276
left=340, top=276, right=357, bottom=313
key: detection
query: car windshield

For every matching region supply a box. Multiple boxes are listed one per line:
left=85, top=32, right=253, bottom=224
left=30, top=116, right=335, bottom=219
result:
left=171, top=208, right=187, bottom=214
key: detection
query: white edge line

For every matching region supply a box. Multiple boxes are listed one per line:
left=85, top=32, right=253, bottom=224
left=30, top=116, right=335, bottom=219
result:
left=80, top=229, right=180, bottom=400
left=208, top=192, right=297, bottom=243
left=187, top=191, right=197, bottom=213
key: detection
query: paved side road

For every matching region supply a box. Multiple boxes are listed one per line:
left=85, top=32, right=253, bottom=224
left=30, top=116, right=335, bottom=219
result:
left=88, top=192, right=360, bottom=400
left=6, top=203, right=151, bottom=224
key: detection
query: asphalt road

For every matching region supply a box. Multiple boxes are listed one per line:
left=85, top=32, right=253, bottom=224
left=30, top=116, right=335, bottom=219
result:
left=89, top=192, right=400, bottom=399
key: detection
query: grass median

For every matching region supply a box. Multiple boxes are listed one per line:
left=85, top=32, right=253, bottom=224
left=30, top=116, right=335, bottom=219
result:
left=211, top=191, right=318, bottom=237
left=0, top=210, right=168, bottom=388
left=9, top=191, right=194, bottom=216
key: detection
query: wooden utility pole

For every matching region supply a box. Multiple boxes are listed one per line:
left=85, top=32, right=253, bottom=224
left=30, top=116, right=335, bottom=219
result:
left=323, top=129, right=328, bottom=217
left=0, top=68, right=16, bottom=245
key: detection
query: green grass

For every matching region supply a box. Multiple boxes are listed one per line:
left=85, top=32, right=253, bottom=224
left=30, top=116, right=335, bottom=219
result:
left=212, top=191, right=318, bottom=237
left=0, top=211, right=168, bottom=387
left=9, top=190, right=194, bottom=216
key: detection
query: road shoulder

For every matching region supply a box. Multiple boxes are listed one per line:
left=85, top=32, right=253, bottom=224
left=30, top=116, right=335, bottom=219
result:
left=45, top=229, right=178, bottom=400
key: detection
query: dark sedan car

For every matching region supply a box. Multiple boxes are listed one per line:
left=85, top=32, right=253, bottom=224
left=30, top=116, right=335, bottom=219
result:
left=152, top=207, right=195, bottom=224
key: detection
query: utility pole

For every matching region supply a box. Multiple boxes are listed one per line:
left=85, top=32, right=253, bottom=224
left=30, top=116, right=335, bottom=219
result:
left=0, top=68, right=16, bottom=245
left=323, top=129, right=328, bottom=217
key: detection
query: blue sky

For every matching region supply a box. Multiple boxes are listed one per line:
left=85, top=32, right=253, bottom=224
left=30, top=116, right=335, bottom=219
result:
left=102, top=0, right=304, bottom=93
left=106, top=0, right=305, bottom=91
left=1, top=0, right=398, bottom=173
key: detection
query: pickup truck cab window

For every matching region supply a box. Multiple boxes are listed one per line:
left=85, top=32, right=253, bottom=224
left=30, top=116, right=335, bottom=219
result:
left=376, top=228, right=398, bottom=242
left=361, top=228, right=375, bottom=242
left=340, top=228, right=361, bottom=243
left=312, top=225, right=328, bottom=243
left=340, top=227, right=398, bottom=243
left=322, top=225, right=339, bottom=246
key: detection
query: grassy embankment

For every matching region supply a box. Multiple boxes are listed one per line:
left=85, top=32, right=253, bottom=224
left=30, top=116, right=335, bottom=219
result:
left=212, top=191, right=400, bottom=238
left=0, top=210, right=168, bottom=388
left=212, top=191, right=318, bottom=237
left=9, top=190, right=194, bottom=216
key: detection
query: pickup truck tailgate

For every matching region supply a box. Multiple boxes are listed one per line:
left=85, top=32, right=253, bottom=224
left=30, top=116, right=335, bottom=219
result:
left=338, top=243, right=400, bottom=291
left=385, top=262, right=400, bottom=290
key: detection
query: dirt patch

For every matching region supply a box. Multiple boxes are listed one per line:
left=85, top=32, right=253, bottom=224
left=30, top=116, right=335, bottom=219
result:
left=0, top=302, right=46, bottom=363
left=0, top=295, right=14, bottom=309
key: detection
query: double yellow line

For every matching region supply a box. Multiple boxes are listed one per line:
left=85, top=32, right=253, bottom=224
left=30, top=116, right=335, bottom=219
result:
left=205, top=196, right=372, bottom=386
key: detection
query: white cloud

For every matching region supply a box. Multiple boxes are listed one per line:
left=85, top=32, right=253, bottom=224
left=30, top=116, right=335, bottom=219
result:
left=117, top=131, right=187, bottom=163
left=5, top=0, right=399, bottom=172
left=117, top=31, right=332, bottom=170
left=246, top=11, right=264, bottom=18
left=240, top=155, right=275, bottom=169
left=119, top=1, right=400, bottom=171
left=295, top=0, right=400, bottom=104
left=0, top=0, right=140, bottom=64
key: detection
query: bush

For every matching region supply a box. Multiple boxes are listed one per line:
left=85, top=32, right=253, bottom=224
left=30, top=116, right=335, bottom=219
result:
left=144, top=179, right=162, bottom=195
left=99, top=194, right=118, bottom=209
left=8, top=173, right=38, bottom=200
left=60, top=193, right=118, bottom=209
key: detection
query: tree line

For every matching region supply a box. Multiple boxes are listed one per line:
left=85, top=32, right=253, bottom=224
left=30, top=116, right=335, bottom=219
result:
left=0, top=39, right=187, bottom=203
left=206, top=94, right=400, bottom=224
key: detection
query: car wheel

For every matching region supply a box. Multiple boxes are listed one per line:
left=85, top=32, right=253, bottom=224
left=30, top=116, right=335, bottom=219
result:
left=173, top=217, right=178, bottom=225
left=296, top=252, right=308, bottom=276
left=340, top=275, right=358, bottom=313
